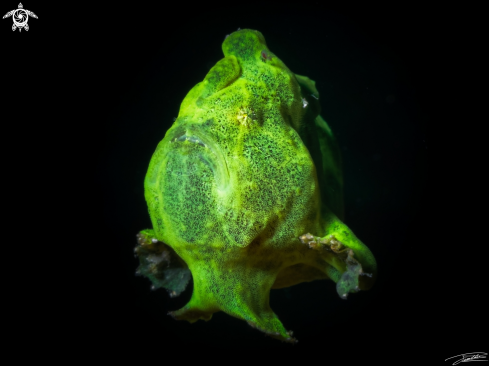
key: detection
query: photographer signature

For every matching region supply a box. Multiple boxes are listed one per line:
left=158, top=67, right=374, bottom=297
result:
left=445, top=352, right=488, bottom=365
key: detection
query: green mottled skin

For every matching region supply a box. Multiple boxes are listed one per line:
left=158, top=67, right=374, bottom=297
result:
left=136, top=29, right=377, bottom=343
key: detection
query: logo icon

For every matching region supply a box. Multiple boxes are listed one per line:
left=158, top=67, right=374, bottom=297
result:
left=3, top=3, right=37, bottom=32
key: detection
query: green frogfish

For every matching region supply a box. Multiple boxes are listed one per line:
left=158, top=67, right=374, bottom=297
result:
left=135, top=29, right=377, bottom=343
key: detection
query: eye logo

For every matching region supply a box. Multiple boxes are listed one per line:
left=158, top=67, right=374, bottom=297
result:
left=3, top=3, right=37, bottom=32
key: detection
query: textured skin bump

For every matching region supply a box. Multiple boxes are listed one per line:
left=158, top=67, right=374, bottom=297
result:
left=137, top=29, right=377, bottom=343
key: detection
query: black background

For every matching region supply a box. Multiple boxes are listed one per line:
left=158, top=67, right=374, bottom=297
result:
left=2, top=1, right=483, bottom=360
